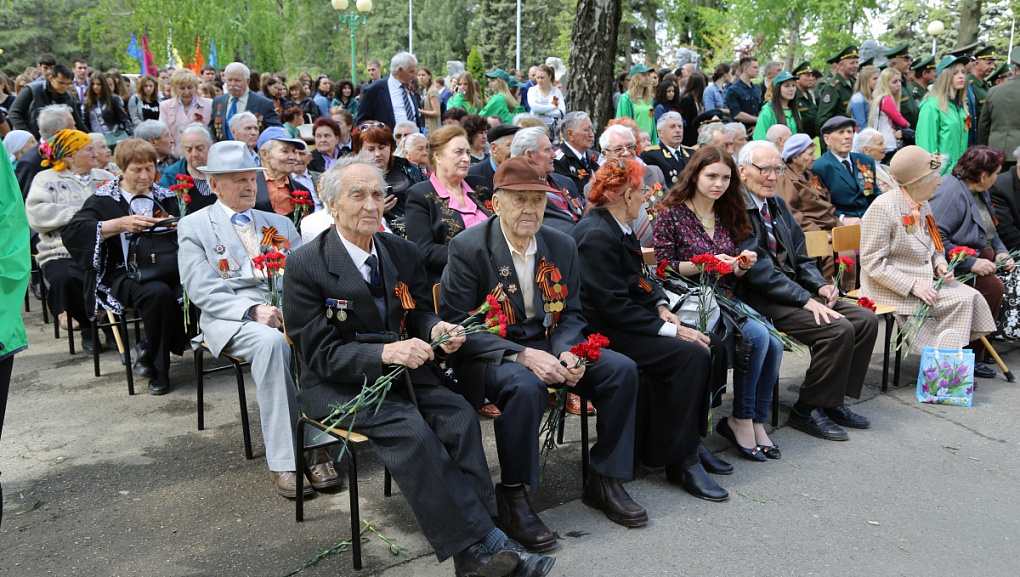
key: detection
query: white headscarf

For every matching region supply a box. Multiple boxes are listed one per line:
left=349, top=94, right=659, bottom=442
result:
left=3, top=130, right=33, bottom=163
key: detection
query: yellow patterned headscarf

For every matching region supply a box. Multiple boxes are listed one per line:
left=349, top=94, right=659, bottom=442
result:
left=39, top=129, right=92, bottom=172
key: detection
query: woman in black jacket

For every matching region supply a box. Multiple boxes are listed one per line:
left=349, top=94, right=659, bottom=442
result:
left=85, top=71, right=132, bottom=142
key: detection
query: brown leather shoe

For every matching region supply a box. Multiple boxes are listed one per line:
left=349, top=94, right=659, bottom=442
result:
left=477, top=403, right=502, bottom=419
left=581, top=472, right=648, bottom=527
left=565, top=393, right=595, bottom=415
left=495, top=483, right=557, bottom=553
left=306, top=448, right=343, bottom=491
left=271, top=470, right=315, bottom=499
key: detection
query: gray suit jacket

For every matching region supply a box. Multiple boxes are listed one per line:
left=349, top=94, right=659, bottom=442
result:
left=177, top=202, right=301, bottom=356
left=929, top=173, right=1007, bottom=274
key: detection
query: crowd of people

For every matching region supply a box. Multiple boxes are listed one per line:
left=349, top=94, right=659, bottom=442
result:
left=3, top=40, right=1020, bottom=576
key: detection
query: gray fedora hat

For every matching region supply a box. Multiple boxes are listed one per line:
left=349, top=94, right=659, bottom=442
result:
left=198, top=141, right=266, bottom=174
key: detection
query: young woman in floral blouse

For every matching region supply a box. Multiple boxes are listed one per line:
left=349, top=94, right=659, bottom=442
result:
left=654, top=145, right=784, bottom=462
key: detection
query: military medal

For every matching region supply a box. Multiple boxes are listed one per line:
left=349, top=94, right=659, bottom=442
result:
left=325, top=298, right=350, bottom=321
left=214, top=244, right=225, bottom=255
left=499, top=265, right=511, bottom=278
left=508, top=284, right=518, bottom=294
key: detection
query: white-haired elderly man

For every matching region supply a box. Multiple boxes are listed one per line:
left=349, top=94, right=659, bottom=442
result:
left=584, top=124, right=667, bottom=246
left=356, top=52, right=422, bottom=130
left=696, top=121, right=735, bottom=156
left=15, top=104, right=75, bottom=198
left=640, top=111, right=694, bottom=184
left=283, top=155, right=555, bottom=577
left=135, top=119, right=178, bottom=174
left=157, top=122, right=218, bottom=212
left=208, top=61, right=281, bottom=142
left=177, top=140, right=340, bottom=499
left=765, top=123, right=792, bottom=153
left=737, top=140, right=878, bottom=443
left=552, top=111, right=600, bottom=190
left=511, top=126, right=585, bottom=235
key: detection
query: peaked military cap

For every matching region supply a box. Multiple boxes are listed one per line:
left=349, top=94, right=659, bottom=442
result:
left=911, top=56, right=936, bottom=72
left=884, top=43, right=912, bottom=59
left=974, top=46, right=998, bottom=60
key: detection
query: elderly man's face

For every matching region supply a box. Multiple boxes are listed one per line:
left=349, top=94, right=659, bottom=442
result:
left=149, top=130, right=173, bottom=157
left=740, top=147, right=783, bottom=199
left=712, top=130, right=735, bottom=155
left=393, top=62, right=417, bottom=85
left=526, top=135, right=555, bottom=175
left=223, top=68, right=248, bottom=98
left=566, top=117, right=594, bottom=151
left=234, top=117, right=260, bottom=149
left=181, top=132, right=209, bottom=169
left=490, top=136, right=513, bottom=166
left=824, top=127, right=854, bottom=156
left=839, top=57, right=859, bottom=78
left=493, top=190, right=546, bottom=241
left=603, top=131, right=637, bottom=160
left=210, top=171, right=259, bottom=212
left=659, top=117, right=683, bottom=149
left=262, top=141, right=300, bottom=175
left=330, top=164, right=386, bottom=243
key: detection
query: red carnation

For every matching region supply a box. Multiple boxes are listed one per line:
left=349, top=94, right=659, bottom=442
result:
left=836, top=256, right=854, bottom=271
left=948, top=246, right=977, bottom=260
left=656, top=260, right=669, bottom=280
left=857, top=296, right=877, bottom=312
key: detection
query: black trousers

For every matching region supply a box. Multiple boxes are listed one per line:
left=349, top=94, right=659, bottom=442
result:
left=40, top=259, right=90, bottom=329
left=111, top=279, right=186, bottom=382
left=0, top=355, right=12, bottom=440
left=484, top=348, right=638, bottom=488
left=600, top=329, right=712, bottom=469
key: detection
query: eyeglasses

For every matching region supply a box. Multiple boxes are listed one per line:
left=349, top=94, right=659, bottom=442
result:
left=394, top=133, right=412, bottom=140
left=750, top=163, right=787, bottom=176
left=357, top=122, right=386, bottom=132
left=607, top=144, right=637, bottom=156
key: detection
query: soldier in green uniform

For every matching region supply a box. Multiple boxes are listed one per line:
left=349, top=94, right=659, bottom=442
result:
left=988, top=63, right=1012, bottom=86
left=968, top=46, right=998, bottom=122
left=909, top=56, right=936, bottom=101
left=817, top=46, right=859, bottom=151
left=884, top=44, right=919, bottom=132
left=816, top=55, right=838, bottom=97
left=793, top=61, right=821, bottom=138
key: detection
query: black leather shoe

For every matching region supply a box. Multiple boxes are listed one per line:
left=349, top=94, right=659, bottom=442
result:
left=788, top=408, right=849, bottom=441
left=698, top=442, right=733, bottom=475
left=453, top=543, right=520, bottom=577
left=717, top=418, right=766, bottom=462
left=132, top=342, right=155, bottom=378
left=148, top=379, right=170, bottom=395
left=973, top=362, right=996, bottom=379
left=81, top=335, right=99, bottom=355
left=760, top=444, right=781, bottom=459
left=666, top=460, right=729, bottom=502
left=581, top=472, right=648, bottom=527
left=502, top=540, right=555, bottom=577
left=495, top=484, right=556, bottom=553
left=823, top=405, right=870, bottom=429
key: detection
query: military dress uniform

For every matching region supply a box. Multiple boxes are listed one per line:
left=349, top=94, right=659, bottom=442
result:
left=552, top=143, right=601, bottom=192
left=817, top=46, right=859, bottom=151
left=909, top=56, right=936, bottom=101
left=640, top=143, right=694, bottom=185
left=793, top=61, right=821, bottom=138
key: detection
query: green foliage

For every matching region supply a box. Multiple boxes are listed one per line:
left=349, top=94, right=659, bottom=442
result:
left=466, top=45, right=485, bottom=82
left=468, top=0, right=517, bottom=69
left=0, top=0, right=95, bottom=75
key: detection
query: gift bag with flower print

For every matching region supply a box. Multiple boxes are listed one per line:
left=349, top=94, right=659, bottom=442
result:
left=916, top=330, right=974, bottom=407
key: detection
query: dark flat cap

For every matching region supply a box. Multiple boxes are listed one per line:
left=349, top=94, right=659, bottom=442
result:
left=488, top=124, right=521, bottom=144
left=820, top=115, right=857, bottom=135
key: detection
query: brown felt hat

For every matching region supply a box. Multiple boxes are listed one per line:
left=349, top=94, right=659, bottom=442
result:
left=890, top=145, right=942, bottom=187
left=493, top=157, right=559, bottom=193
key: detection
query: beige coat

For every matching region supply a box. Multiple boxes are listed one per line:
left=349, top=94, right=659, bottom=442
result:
left=860, top=188, right=994, bottom=352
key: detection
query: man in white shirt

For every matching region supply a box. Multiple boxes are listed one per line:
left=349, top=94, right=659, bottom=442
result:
left=356, top=52, right=421, bottom=130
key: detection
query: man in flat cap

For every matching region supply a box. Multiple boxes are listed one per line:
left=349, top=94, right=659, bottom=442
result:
left=813, top=116, right=879, bottom=220
left=817, top=46, right=860, bottom=151
left=466, top=124, right=520, bottom=202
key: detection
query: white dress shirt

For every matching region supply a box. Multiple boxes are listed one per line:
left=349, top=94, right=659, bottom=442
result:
left=501, top=229, right=537, bottom=319
left=337, top=228, right=378, bottom=283
left=388, top=75, right=411, bottom=125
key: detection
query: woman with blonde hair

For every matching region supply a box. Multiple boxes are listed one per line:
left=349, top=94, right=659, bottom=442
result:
left=447, top=72, right=484, bottom=115
left=617, top=63, right=658, bottom=145
left=847, top=65, right=879, bottom=130
left=916, top=56, right=971, bottom=175
left=157, top=69, right=212, bottom=158
left=479, top=69, right=522, bottom=124
left=868, top=68, right=910, bottom=162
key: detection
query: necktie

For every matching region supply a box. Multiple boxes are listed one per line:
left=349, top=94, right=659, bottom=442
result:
left=365, top=254, right=381, bottom=288
left=842, top=159, right=854, bottom=176
left=224, top=97, right=238, bottom=140
left=230, top=213, right=251, bottom=227
left=402, top=85, right=416, bottom=124
left=761, top=203, right=778, bottom=254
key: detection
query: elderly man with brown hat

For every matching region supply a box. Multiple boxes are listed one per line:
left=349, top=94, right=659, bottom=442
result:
left=440, top=156, right=648, bottom=553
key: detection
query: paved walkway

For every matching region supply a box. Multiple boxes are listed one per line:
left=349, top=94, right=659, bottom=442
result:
left=2, top=307, right=1018, bottom=576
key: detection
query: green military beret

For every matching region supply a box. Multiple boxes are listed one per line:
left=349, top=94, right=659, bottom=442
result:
left=911, top=56, right=936, bottom=72
left=884, top=43, right=912, bottom=59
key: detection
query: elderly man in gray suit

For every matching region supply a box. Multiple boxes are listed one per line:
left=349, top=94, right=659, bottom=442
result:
left=177, top=140, right=341, bottom=499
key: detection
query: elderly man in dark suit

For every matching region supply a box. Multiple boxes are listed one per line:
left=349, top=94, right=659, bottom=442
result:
left=510, top=127, right=585, bottom=235
left=283, top=156, right=554, bottom=577
left=466, top=124, right=520, bottom=202
left=813, top=116, right=879, bottom=221
left=208, top=62, right=281, bottom=142
left=552, top=111, right=600, bottom=191
left=738, top=141, right=878, bottom=442
left=440, top=157, right=646, bottom=554
left=355, top=52, right=422, bottom=130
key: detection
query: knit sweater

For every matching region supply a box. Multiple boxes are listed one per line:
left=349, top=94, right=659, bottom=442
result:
left=25, top=167, right=115, bottom=266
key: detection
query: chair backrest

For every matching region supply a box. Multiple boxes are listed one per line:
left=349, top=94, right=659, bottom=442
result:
left=803, top=230, right=832, bottom=259
left=641, top=247, right=657, bottom=266
left=831, top=224, right=861, bottom=254
left=432, top=283, right=440, bottom=314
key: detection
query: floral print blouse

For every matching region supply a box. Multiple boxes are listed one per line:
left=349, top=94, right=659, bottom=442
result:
left=653, top=202, right=739, bottom=293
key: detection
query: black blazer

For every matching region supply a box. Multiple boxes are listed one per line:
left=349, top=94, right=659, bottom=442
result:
left=15, top=147, right=43, bottom=199
left=541, top=173, right=584, bottom=236
left=355, top=77, right=422, bottom=129
left=404, top=179, right=491, bottom=287
left=991, top=168, right=1020, bottom=252
left=440, top=217, right=588, bottom=407
left=283, top=230, right=443, bottom=418
left=552, top=142, right=600, bottom=190
left=569, top=207, right=668, bottom=336
left=307, top=147, right=351, bottom=173
left=208, top=91, right=281, bottom=142
left=737, top=189, right=827, bottom=308
left=466, top=159, right=496, bottom=201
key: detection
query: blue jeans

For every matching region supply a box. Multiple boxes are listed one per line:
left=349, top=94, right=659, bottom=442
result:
left=732, top=302, right=784, bottom=422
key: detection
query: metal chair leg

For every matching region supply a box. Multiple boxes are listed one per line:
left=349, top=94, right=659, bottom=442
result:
left=119, top=314, right=134, bottom=395
left=580, top=393, right=589, bottom=485
left=92, top=320, right=102, bottom=377
left=348, top=447, right=362, bottom=571
left=295, top=420, right=307, bottom=523
left=881, top=315, right=894, bottom=392
left=195, top=349, right=205, bottom=431
left=232, top=359, right=253, bottom=459
left=384, top=468, right=392, bottom=497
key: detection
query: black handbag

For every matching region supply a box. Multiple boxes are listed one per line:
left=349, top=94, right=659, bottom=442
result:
left=126, top=216, right=180, bottom=284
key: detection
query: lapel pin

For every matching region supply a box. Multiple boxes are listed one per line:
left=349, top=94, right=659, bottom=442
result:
left=499, top=265, right=511, bottom=278
left=508, top=284, right=518, bottom=294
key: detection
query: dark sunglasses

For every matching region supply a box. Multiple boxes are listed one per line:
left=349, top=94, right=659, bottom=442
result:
left=358, top=122, right=386, bottom=132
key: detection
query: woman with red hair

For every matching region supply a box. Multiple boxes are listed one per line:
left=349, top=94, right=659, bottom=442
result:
left=569, top=157, right=732, bottom=503
left=654, top=146, right=784, bottom=462
left=353, top=120, right=424, bottom=225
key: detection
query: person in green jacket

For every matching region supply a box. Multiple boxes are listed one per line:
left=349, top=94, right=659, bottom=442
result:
left=446, top=71, right=484, bottom=115
left=616, top=63, right=658, bottom=145
left=917, top=55, right=971, bottom=175
left=753, top=71, right=802, bottom=140
left=479, top=69, right=524, bottom=124
left=0, top=146, right=31, bottom=444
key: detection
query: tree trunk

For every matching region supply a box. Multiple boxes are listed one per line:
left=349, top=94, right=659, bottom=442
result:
left=957, top=0, right=982, bottom=48
left=623, top=20, right=632, bottom=66
left=567, top=0, right=622, bottom=133
left=785, top=11, right=799, bottom=71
